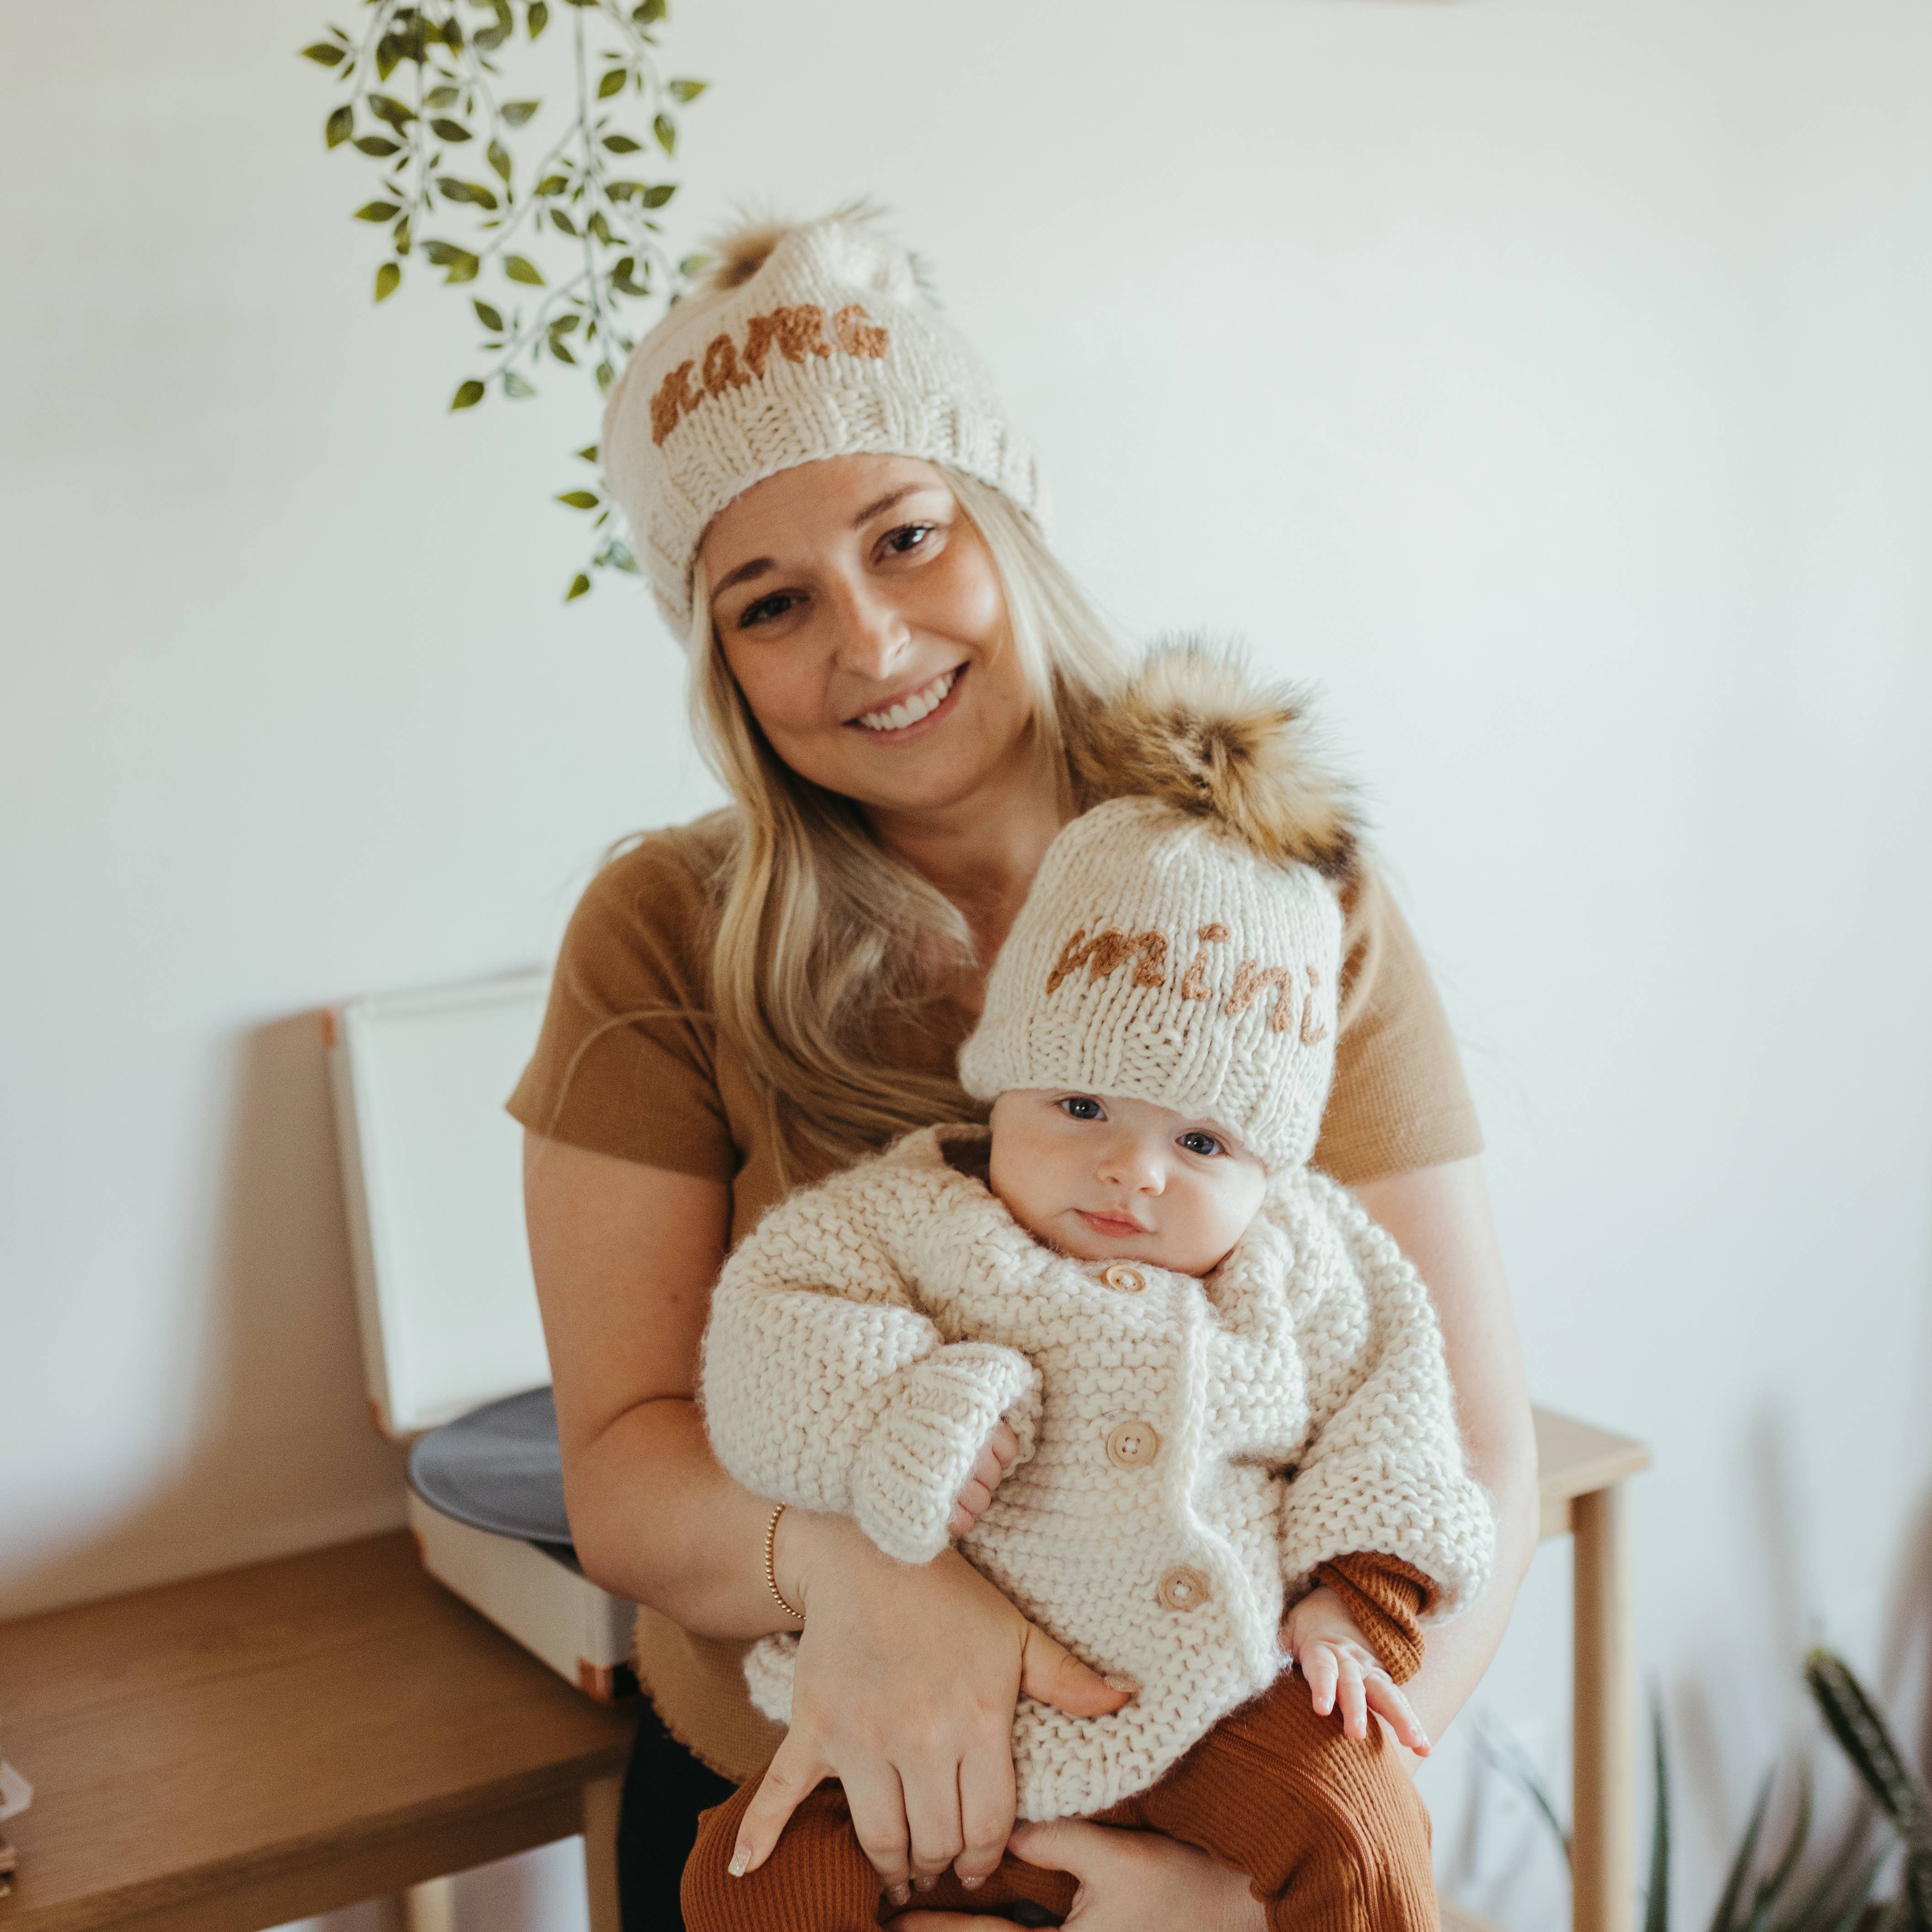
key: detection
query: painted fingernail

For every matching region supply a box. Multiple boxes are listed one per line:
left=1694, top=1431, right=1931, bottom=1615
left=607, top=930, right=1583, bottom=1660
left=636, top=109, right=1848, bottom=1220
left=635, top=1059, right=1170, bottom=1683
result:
left=887, top=1883, right=911, bottom=1906
left=963, top=1874, right=986, bottom=1890
left=728, top=1847, right=749, bottom=1878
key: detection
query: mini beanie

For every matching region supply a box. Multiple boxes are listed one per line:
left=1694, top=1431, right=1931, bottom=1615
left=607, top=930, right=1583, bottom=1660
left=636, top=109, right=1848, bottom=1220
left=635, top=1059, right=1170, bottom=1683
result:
left=600, top=206, right=1048, bottom=639
left=959, top=647, right=1359, bottom=1173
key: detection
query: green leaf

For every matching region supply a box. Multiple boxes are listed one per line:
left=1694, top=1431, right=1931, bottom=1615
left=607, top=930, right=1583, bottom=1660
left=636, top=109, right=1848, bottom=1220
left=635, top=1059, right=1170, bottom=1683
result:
left=668, top=78, right=706, bottom=101
left=1706, top=1773, right=1770, bottom=1932
left=446, top=250, right=480, bottom=282
left=596, top=358, right=616, bottom=394
left=442, top=16, right=464, bottom=48
left=601, top=133, right=641, bottom=153
left=426, top=84, right=462, bottom=109
left=534, top=172, right=569, bottom=195
left=549, top=207, right=577, bottom=236
left=369, top=92, right=416, bottom=127
left=473, top=298, right=506, bottom=330
left=597, top=67, right=627, bottom=99
left=588, top=209, right=613, bottom=244
left=1806, top=1648, right=1932, bottom=1921
left=325, top=104, right=355, bottom=148
left=501, top=99, right=541, bottom=127
left=653, top=113, right=676, bottom=155
left=451, top=379, right=486, bottom=410
left=641, top=182, right=674, bottom=208
left=548, top=338, right=578, bottom=364
left=635, top=0, right=666, bottom=21
left=301, top=41, right=348, bottom=65
left=375, top=34, right=401, bottom=79
left=527, top=0, right=549, bottom=38
left=557, top=490, right=599, bottom=508
left=354, top=201, right=402, bottom=222
left=565, top=572, right=591, bottom=602
left=473, top=23, right=507, bottom=50
left=486, top=139, right=512, bottom=182
left=503, top=369, right=537, bottom=397
left=504, top=254, right=545, bottom=285
left=429, top=117, right=472, bottom=141
left=438, top=176, right=499, bottom=209
left=353, top=134, right=401, bottom=156
left=677, top=252, right=710, bottom=277
left=549, top=312, right=581, bottom=336
left=375, top=260, right=402, bottom=301
left=394, top=214, right=412, bottom=253
left=1642, top=1699, right=1667, bottom=1932
left=575, top=443, right=598, bottom=460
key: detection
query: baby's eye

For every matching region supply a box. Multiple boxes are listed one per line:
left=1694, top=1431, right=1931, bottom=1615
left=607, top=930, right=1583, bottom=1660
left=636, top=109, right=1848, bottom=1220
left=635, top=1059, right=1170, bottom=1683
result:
left=1060, top=1095, right=1105, bottom=1121
left=1179, top=1131, right=1223, bottom=1157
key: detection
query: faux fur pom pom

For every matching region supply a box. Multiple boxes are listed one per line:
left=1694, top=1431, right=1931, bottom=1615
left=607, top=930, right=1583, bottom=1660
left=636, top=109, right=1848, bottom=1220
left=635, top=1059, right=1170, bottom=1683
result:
left=1074, top=642, right=1359, bottom=880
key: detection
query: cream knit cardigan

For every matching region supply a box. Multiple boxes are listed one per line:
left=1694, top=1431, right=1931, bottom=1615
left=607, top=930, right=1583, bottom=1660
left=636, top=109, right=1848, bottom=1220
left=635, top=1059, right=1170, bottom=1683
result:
left=700, top=1123, right=1494, bottom=1822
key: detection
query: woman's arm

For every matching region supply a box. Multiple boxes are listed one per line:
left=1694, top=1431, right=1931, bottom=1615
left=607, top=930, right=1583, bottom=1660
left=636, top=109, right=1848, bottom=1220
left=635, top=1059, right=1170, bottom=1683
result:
left=523, top=1129, right=784, bottom=1629
left=523, top=1130, right=1126, bottom=1904
left=1351, top=1153, right=1540, bottom=1753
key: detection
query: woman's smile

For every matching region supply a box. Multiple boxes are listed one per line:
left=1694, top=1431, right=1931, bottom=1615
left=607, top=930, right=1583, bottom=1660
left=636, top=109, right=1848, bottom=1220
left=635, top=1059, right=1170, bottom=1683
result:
left=848, top=663, right=966, bottom=738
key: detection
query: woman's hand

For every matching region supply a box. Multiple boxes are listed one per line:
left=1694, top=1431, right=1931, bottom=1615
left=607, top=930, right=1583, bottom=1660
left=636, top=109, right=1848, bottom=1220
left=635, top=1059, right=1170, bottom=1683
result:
left=1281, top=1584, right=1431, bottom=1755
left=947, top=1419, right=1019, bottom=1539
left=892, top=1820, right=1266, bottom=1932
left=729, top=1512, right=1130, bottom=1907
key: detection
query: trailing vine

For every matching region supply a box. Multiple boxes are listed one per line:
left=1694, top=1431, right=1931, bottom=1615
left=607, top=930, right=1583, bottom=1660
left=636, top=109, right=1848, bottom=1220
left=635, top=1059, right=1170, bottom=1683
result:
left=302, top=0, right=706, bottom=599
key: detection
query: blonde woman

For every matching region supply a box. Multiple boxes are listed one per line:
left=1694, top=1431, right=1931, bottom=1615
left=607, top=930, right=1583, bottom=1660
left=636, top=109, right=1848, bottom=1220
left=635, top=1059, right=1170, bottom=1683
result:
left=510, top=209, right=1539, bottom=1931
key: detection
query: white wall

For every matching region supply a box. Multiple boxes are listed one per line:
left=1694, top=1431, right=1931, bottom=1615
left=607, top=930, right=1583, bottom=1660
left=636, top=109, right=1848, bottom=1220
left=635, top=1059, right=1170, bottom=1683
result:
left=5, top=0, right=1929, bottom=1926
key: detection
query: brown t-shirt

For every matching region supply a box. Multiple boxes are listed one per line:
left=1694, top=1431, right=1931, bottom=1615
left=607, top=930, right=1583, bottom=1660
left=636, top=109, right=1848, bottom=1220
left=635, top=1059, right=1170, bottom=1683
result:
left=506, top=811, right=1482, bottom=1778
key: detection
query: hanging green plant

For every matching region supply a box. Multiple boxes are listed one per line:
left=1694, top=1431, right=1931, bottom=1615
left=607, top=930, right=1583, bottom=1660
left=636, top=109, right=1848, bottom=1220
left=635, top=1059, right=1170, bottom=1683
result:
left=301, top=0, right=707, bottom=601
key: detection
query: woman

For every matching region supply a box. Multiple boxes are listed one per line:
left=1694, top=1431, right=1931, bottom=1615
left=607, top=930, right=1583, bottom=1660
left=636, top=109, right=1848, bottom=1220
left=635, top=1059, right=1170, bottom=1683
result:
left=511, top=208, right=1540, bottom=1930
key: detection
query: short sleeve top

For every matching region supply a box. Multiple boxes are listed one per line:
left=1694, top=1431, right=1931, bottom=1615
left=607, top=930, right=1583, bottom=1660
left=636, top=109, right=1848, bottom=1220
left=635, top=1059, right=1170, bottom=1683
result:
left=503, top=810, right=1482, bottom=1779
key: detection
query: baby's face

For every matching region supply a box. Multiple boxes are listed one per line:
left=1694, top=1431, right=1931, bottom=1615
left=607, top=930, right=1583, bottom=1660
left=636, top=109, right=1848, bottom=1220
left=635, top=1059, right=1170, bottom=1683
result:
left=987, top=1089, right=1268, bottom=1278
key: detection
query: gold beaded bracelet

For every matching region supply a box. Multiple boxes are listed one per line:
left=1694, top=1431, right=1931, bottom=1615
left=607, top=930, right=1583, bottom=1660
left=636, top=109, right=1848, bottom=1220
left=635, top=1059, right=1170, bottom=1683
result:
left=764, top=1502, right=802, bottom=1621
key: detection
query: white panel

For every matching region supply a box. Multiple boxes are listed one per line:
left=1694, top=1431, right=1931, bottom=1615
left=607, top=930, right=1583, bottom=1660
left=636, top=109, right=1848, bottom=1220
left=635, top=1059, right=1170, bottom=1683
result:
left=337, top=973, right=552, bottom=1434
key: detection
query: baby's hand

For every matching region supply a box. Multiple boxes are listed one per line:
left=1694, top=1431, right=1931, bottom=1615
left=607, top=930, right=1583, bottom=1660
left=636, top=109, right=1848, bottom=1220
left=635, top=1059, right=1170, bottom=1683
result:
left=947, top=1420, right=1020, bottom=1538
left=1283, top=1584, right=1431, bottom=1756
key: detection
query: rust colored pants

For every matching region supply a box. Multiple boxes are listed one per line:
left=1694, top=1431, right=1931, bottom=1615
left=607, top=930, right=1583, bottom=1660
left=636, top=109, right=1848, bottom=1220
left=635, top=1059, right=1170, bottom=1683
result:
left=681, top=1673, right=1437, bottom=1932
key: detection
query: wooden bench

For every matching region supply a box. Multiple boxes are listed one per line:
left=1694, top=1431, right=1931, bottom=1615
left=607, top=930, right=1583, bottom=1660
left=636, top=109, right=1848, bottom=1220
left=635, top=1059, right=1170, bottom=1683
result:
left=0, top=1407, right=1646, bottom=1932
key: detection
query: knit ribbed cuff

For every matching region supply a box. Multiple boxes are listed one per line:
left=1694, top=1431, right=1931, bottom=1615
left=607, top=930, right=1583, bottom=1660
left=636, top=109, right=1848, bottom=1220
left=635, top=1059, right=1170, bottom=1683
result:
left=1312, top=1553, right=1436, bottom=1685
left=851, top=1344, right=1040, bottom=1564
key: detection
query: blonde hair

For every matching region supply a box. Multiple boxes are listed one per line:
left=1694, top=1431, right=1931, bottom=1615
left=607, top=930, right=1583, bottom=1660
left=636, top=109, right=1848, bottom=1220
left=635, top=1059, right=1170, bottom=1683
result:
left=686, top=468, right=1130, bottom=1177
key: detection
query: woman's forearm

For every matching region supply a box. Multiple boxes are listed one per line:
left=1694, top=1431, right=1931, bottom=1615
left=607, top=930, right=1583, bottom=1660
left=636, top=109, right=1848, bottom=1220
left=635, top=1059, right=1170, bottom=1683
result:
left=567, top=1392, right=856, bottom=1638
left=1351, top=1155, right=1540, bottom=1750
left=1400, top=1447, right=1539, bottom=1744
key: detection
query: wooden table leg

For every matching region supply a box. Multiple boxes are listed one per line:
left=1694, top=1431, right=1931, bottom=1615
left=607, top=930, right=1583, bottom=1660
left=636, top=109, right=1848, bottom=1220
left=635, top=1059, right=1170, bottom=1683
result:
left=1571, top=1482, right=1635, bottom=1932
left=403, top=1874, right=458, bottom=1932
left=582, top=1773, right=623, bottom=1932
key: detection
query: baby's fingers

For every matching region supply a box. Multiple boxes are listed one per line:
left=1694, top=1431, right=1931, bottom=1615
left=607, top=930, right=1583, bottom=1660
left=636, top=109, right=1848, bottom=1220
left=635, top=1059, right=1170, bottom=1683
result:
left=1296, top=1640, right=1340, bottom=1717
left=1363, top=1672, right=1431, bottom=1756
left=730, top=1733, right=828, bottom=1878
left=1334, top=1653, right=1370, bottom=1740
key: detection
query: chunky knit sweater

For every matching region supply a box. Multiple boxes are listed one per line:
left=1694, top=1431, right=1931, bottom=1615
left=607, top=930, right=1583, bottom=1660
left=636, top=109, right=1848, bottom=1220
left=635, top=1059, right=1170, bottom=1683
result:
left=700, top=1123, right=1494, bottom=1822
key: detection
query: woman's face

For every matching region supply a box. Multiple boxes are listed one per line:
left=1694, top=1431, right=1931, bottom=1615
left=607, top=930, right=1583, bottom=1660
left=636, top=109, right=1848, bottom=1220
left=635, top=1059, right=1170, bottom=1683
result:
left=697, top=455, right=1036, bottom=820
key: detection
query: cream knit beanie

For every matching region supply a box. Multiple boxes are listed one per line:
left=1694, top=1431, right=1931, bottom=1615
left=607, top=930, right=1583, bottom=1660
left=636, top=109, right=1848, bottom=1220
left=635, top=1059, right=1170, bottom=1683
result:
left=601, top=207, right=1048, bottom=638
left=959, top=648, right=1359, bottom=1173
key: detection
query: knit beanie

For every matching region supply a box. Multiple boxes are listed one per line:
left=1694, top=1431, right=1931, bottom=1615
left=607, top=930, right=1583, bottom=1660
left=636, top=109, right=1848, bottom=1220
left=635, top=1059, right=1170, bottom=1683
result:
left=959, top=648, right=1359, bottom=1173
left=600, top=206, right=1048, bottom=638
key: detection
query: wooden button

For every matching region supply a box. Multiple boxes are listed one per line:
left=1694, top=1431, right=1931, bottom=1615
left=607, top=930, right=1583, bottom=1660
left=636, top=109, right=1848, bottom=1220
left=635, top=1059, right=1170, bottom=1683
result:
left=1102, top=1265, right=1145, bottom=1293
left=1157, top=1566, right=1210, bottom=1612
left=1105, top=1421, right=1161, bottom=1469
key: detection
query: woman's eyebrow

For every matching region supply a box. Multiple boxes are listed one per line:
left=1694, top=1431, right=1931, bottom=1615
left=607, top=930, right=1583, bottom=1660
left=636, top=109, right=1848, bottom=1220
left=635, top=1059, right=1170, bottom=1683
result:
left=712, top=556, right=774, bottom=595
left=711, top=487, right=934, bottom=598
left=851, top=485, right=924, bottom=526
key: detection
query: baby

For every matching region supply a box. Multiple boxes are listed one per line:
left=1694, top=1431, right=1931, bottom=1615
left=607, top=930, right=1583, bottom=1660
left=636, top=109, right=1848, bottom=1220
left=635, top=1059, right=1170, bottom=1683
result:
left=686, top=649, right=1495, bottom=1931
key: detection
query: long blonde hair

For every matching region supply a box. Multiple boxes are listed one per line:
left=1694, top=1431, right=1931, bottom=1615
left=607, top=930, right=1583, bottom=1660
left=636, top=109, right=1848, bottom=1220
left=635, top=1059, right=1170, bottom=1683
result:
left=685, top=468, right=1130, bottom=1175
